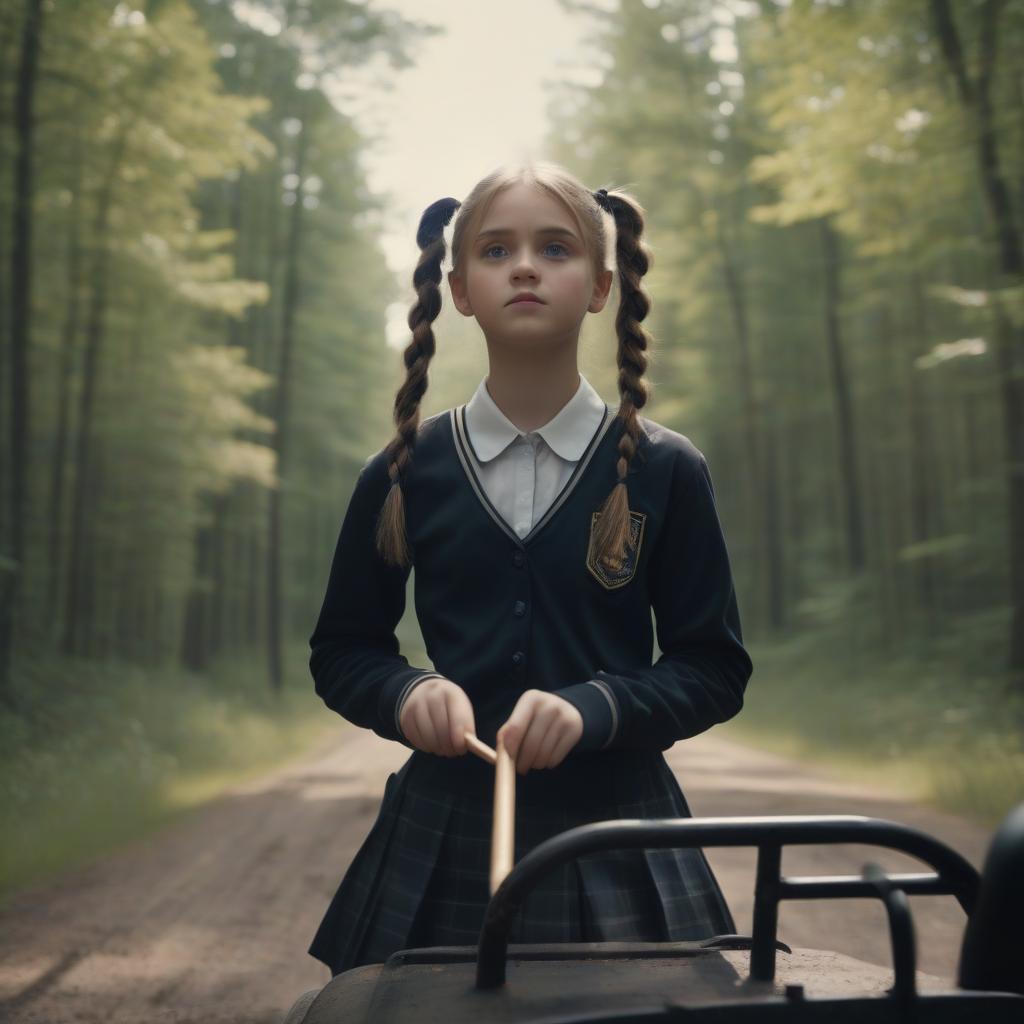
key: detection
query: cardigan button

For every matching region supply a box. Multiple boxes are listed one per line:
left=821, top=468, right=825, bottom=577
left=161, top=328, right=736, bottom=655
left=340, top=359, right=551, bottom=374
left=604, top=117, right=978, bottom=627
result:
left=511, top=651, right=524, bottom=666
left=512, top=550, right=525, bottom=567
left=513, top=600, right=526, bottom=616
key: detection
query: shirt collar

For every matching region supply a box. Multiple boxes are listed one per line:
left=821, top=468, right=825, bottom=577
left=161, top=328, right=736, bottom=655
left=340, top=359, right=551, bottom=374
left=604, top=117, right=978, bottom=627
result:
left=465, top=372, right=608, bottom=462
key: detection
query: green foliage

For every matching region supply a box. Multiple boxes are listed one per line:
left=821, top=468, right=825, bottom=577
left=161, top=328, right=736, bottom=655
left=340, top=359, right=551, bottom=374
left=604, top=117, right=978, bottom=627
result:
left=0, top=643, right=337, bottom=901
left=726, top=626, right=1024, bottom=829
left=2, top=0, right=1022, bottom=894
left=547, top=0, right=1021, bottom=684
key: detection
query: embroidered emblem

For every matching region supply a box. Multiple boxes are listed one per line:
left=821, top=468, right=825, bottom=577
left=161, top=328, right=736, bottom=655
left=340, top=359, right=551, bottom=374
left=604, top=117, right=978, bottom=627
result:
left=586, top=509, right=647, bottom=590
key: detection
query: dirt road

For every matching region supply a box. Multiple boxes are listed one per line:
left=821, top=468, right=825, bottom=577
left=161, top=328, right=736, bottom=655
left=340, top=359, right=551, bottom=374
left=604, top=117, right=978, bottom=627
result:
left=0, top=725, right=996, bottom=1023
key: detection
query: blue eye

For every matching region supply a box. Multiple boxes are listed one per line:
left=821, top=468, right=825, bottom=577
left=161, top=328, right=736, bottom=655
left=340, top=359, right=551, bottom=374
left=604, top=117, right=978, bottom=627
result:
left=482, top=242, right=570, bottom=259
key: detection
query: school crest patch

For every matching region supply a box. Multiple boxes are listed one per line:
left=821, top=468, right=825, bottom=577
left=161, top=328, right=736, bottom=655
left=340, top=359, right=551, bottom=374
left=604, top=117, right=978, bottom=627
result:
left=586, top=509, right=647, bottom=590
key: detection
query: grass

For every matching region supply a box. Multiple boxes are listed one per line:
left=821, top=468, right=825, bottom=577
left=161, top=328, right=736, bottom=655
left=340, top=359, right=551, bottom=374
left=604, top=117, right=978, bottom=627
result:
left=0, top=641, right=341, bottom=904
left=717, top=624, right=1024, bottom=831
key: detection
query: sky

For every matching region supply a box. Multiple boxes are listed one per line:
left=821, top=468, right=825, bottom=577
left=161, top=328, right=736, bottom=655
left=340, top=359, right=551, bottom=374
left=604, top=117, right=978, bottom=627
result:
left=227, top=0, right=744, bottom=347
left=323, top=0, right=615, bottom=347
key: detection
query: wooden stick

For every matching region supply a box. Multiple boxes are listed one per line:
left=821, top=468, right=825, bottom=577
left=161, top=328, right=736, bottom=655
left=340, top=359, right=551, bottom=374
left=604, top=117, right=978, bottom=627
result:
left=464, top=732, right=496, bottom=765
left=490, top=734, right=516, bottom=895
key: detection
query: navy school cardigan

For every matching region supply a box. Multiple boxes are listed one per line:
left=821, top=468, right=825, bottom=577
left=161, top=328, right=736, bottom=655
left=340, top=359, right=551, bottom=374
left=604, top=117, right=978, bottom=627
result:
left=308, top=403, right=753, bottom=765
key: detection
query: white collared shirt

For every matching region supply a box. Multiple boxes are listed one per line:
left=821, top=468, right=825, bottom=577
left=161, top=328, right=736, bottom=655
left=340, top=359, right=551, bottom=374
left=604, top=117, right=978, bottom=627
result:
left=463, top=372, right=607, bottom=539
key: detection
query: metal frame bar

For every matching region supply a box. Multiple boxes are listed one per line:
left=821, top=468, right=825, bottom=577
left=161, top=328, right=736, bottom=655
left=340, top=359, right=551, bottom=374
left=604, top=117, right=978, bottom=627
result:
left=474, top=814, right=980, bottom=990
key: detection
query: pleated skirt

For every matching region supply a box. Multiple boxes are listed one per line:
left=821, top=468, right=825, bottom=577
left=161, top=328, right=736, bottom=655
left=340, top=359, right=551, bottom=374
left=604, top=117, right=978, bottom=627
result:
left=307, top=745, right=736, bottom=977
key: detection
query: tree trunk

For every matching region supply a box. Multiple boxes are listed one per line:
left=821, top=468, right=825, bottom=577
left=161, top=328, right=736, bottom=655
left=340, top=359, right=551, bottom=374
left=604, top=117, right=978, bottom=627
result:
left=267, top=92, right=311, bottom=691
left=0, top=0, right=44, bottom=699
left=46, top=127, right=85, bottom=622
left=930, top=0, right=1024, bottom=676
left=907, top=270, right=937, bottom=633
left=60, top=129, right=128, bottom=657
left=712, top=209, right=774, bottom=630
left=819, top=218, right=865, bottom=574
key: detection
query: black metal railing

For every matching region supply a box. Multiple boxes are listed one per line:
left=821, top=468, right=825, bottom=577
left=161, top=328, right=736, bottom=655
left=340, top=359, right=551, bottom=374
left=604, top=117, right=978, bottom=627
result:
left=474, top=814, right=981, bottom=990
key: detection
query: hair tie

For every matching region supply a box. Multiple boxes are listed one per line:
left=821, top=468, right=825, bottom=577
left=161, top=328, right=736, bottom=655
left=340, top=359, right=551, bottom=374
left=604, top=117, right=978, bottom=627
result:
left=417, top=197, right=461, bottom=250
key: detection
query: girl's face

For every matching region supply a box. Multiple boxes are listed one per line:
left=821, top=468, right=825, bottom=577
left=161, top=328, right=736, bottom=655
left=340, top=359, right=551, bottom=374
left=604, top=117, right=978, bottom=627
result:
left=449, top=182, right=612, bottom=352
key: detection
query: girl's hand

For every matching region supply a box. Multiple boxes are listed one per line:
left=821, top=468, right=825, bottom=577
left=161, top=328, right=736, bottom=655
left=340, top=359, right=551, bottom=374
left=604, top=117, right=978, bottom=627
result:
left=399, top=676, right=477, bottom=757
left=497, top=690, right=584, bottom=775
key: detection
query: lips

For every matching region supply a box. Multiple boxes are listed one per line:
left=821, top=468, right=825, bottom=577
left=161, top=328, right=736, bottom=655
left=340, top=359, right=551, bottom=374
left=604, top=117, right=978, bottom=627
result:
left=507, top=293, right=544, bottom=305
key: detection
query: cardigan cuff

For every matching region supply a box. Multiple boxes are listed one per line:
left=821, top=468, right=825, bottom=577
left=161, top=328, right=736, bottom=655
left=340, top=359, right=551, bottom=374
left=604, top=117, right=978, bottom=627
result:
left=552, top=679, right=617, bottom=752
left=378, top=669, right=446, bottom=746
left=393, top=672, right=447, bottom=742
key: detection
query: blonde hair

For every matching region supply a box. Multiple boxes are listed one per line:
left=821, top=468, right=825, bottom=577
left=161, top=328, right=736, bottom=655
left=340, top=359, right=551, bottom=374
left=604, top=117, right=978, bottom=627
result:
left=376, top=160, right=654, bottom=575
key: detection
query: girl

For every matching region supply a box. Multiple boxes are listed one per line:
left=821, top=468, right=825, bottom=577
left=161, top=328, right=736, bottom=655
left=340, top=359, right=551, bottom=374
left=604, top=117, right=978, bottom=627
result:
left=307, top=161, right=753, bottom=977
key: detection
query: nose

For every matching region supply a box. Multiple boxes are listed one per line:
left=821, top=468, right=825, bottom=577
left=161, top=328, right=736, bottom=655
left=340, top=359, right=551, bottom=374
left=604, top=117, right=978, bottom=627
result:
left=509, top=246, right=539, bottom=281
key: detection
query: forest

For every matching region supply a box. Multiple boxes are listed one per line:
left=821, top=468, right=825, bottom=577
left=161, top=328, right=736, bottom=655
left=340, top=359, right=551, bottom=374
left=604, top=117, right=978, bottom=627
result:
left=1, top=0, right=1022, bottom=895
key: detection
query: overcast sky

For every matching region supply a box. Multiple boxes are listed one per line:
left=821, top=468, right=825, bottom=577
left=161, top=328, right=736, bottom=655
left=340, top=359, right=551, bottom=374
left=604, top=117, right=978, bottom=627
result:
left=325, top=0, right=613, bottom=346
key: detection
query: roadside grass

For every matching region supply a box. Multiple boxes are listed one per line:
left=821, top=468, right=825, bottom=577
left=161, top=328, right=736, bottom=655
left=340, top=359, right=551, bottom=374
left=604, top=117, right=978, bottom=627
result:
left=0, top=642, right=341, bottom=903
left=718, top=626, right=1024, bottom=831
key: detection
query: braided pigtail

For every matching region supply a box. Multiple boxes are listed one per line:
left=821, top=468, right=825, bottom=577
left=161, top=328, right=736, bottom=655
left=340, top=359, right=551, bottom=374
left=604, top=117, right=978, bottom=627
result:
left=375, top=196, right=461, bottom=568
left=590, top=186, right=654, bottom=573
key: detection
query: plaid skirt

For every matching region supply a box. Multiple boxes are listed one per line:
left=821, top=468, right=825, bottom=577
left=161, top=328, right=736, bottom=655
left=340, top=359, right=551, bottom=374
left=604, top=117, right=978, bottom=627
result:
left=308, top=745, right=736, bottom=977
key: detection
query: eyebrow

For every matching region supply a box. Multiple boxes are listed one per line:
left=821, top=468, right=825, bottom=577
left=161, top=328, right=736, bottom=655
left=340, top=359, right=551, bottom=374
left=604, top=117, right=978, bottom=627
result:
left=476, top=226, right=579, bottom=242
